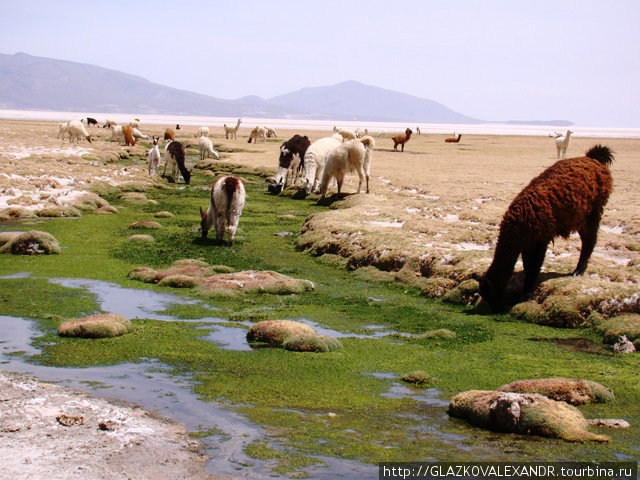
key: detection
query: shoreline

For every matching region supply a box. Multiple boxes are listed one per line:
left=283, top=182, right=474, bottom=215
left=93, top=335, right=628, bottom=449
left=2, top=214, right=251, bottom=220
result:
left=1, top=108, right=639, bottom=138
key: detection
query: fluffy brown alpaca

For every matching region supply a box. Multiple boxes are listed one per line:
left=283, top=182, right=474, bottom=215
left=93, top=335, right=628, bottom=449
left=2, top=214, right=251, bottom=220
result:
left=122, top=124, right=136, bottom=146
left=164, top=128, right=175, bottom=141
left=473, top=145, right=614, bottom=312
left=392, top=128, right=412, bottom=152
left=445, top=133, right=462, bottom=143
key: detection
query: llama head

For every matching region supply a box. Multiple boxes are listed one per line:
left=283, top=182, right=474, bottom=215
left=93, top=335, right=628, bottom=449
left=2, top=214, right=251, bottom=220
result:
left=471, top=273, right=506, bottom=313
left=85, top=135, right=92, bottom=143
left=405, top=128, right=413, bottom=136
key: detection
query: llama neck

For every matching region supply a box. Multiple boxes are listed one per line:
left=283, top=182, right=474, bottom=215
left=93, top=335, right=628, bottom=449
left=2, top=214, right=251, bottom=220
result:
left=485, top=228, right=521, bottom=292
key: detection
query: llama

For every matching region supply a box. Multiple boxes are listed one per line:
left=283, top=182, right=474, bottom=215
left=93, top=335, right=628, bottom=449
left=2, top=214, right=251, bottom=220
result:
left=392, top=128, right=413, bottom=152
left=176, top=124, right=181, bottom=130
left=556, top=129, right=573, bottom=159
left=265, top=127, right=277, bottom=138
left=200, top=175, right=246, bottom=244
left=247, top=126, right=267, bottom=143
left=163, top=140, right=191, bottom=184
left=130, top=118, right=141, bottom=129
left=319, top=136, right=375, bottom=198
left=445, top=133, right=462, bottom=143
left=111, top=125, right=124, bottom=141
left=132, top=128, right=149, bottom=141
left=66, top=120, right=92, bottom=144
left=164, top=128, right=175, bottom=141
left=148, top=136, right=161, bottom=176
left=122, top=124, right=136, bottom=146
left=272, top=134, right=311, bottom=192
left=416, top=126, right=421, bottom=135
left=103, top=119, right=117, bottom=128
left=332, top=126, right=357, bottom=141
left=224, top=119, right=242, bottom=139
left=355, top=128, right=369, bottom=138
left=472, top=145, right=614, bottom=312
left=57, top=122, right=68, bottom=140
left=196, top=126, right=209, bottom=138
left=198, top=136, right=220, bottom=160
left=86, top=117, right=98, bottom=127
left=301, top=136, right=342, bottom=194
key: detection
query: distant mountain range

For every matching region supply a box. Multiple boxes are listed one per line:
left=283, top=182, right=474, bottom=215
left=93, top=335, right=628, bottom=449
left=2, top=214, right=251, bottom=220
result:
left=0, top=52, right=572, bottom=126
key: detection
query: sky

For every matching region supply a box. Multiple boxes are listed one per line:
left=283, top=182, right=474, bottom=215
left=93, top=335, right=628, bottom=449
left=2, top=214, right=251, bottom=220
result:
left=1, top=0, right=639, bottom=127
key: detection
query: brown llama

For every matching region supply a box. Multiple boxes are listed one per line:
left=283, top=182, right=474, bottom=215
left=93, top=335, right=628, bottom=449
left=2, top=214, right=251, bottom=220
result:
left=392, top=128, right=412, bottom=152
left=472, top=145, right=614, bottom=312
left=445, top=133, right=462, bottom=143
left=163, top=140, right=191, bottom=184
left=164, top=128, right=175, bottom=141
left=122, top=124, right=136, bottom=146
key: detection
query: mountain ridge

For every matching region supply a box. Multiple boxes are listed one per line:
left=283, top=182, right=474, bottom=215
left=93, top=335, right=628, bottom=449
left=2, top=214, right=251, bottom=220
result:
left=0, top=52, right=572, bottom=125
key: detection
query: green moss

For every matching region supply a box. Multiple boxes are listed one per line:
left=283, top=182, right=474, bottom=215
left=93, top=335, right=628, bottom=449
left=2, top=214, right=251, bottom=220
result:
left=1, top=161, right=639, bottom=472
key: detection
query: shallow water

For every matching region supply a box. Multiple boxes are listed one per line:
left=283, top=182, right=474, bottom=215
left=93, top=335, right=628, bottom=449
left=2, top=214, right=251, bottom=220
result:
left=0, top=276, right=390, bottom=479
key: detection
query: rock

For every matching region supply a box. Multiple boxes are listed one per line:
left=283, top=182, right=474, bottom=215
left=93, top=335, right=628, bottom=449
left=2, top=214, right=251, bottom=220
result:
left=56, top=414, right=84, bottom=427
left=497, top=378, right=614, bottom=405
left=613, top=335, right=636, bottom=353
left=588, top=418, right=631, bottom=429
left=0, top=230, right=60, bottom=255
left=448, top=390, right=609, bottom=442
left=246, top=320, right=316, bottom=347
left=58, top=313, right=133, bottom=338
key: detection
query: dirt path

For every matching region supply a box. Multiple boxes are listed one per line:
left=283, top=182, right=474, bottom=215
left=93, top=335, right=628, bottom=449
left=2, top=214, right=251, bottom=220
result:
left=0, top=370, right=233, bottom=480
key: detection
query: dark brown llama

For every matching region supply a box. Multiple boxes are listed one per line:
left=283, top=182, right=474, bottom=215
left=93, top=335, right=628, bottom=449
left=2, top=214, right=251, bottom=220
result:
left=392, top=128, right=412, bottom=152
left=473, top=145, right=614, bottom=312
left=163, top=140, right=191, bottom=184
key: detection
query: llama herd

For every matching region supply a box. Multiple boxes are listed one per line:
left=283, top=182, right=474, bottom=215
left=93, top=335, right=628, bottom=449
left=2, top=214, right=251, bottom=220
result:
left=52, top=118, right=614, bottom=313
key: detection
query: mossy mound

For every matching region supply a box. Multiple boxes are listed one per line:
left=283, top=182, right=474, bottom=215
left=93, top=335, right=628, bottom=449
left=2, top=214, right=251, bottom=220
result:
left=498, top=378, right=614, bottom=405
left=416, top=329, right=457, bottom=340
left=154, top=211, right=175, bottom=218
left=157, top=274, right=202, bottom=288
left=247, top=320, right=316, bottom=347
left=0, top=232, right=19, bottom=246
left=58, top=313, right=132, bottom=338
left=590, top=313, right=640, bottom=344
left=128, top=234, right=155, bottom=243
left=448, top=390, right=609, bottom=442
left=128, top=266, right=158, bottom=283
left=442, top=279, right=479, bottom=305
left=68, top=192, right=110, bottom=212
left=36, top=206, right=82, bottom=218
left=96, top=205, right=118, bottom=214
left=283, top=333, right=343, bottom=353
left=128, top=221, right=163, bottom=230
left=121, top=192, right=155, bottom=205
left=0, top=230, right=60, bottom=255
left=401, top=371, right=434, bottom=387
left=0, top=207, right=37, bottom=221
left=195, top=270, right=315, bottom=297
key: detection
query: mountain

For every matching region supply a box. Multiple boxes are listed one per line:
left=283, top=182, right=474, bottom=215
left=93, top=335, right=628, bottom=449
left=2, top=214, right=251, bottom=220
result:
left=269, top=80, right=482, bottom=124
left=0, top=52, right=572, bottom=125
left=0, top=52, right=295, bottom=117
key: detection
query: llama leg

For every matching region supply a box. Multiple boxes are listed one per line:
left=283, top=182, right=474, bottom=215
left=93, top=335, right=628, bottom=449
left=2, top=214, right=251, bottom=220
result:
left=215, top=213, right=226, bottom=243
left=522, top=243, right=548, bottom=298
left=574, top=211, right=602, bottom=275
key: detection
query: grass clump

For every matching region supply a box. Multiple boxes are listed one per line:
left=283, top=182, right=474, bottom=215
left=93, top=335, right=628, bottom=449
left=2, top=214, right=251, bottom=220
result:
left=401, top=370, right=435, bottom=387
left=0, top=230, right=60, bottom=255
left=58, top=313, right=132, bottom=338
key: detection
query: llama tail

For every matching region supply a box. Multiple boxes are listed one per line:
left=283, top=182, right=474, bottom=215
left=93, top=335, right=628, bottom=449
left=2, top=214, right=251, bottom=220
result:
left=586, top=144, right=614, bottom=166
left=223, top=176, right=241, bottom=207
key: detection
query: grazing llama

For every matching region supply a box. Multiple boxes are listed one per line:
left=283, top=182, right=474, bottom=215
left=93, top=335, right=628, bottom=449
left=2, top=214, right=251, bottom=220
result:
left=555, top=130, right=573, bottom=159
left=319, top=136, right=375, bottom=198
left=122, top=124, right=136, bottom=146
left=301, top=136, right=342, bottom=194
left=247, top=126, right=267, bottom=143
left=272, top=134, right=311, bottom=193
left=148, top=136, right=161, bottom=175
left=163, top=141, right=191, bottom=184
left=473, top=145, right=614, bottom=312
left=200, top=175, right=246, bottom=244
left=224, top=119, right=242, bottom=139
left=392, top=128, right=412, bottom=152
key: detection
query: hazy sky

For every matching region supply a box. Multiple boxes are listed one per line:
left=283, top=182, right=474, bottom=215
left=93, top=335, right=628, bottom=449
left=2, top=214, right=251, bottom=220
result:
left=2, top=0, right=639, bottom=126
